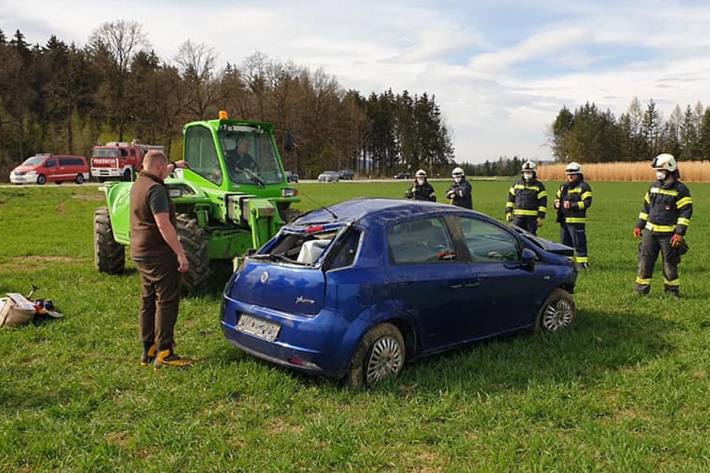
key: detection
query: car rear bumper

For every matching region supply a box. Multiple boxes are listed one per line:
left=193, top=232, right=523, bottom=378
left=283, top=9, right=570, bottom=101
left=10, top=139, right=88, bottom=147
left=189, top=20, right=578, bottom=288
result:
left=221, top=296, right=355, bottom=378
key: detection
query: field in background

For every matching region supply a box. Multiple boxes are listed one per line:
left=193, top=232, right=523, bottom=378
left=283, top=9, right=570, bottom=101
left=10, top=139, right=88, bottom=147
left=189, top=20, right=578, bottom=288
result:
left=1, top=181, right=709, bottom=471
left=538, top=160, right=710, bottom=182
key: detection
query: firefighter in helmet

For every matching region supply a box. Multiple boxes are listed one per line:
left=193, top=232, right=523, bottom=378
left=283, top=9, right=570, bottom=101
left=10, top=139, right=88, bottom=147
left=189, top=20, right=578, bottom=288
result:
left=446, top=167, right=473, bottom=209
left=554, top=162, right=592, bottom=268
left=505, top=161, right=546, bottom=235
left=633, top=154, right=692, bottom=297
left=405, top=169, right=436, bottom=202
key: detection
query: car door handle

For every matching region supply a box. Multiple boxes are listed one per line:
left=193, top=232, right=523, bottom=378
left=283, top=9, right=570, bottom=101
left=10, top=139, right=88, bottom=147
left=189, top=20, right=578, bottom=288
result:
left=450, top=279, right=480, bottom=289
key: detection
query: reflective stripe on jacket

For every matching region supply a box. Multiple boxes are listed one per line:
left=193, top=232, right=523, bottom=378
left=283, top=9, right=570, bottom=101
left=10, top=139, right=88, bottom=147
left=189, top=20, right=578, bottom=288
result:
left=556, top=180, right=592, bottom=224
left=505, top=178, right=547, bottom=219
left=635, top=179, right=692, bottom=235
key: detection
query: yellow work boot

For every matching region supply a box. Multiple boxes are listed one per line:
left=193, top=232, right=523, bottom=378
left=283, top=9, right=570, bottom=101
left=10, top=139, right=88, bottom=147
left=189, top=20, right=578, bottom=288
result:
left=154, top=348, right=193, bottom=369
left=141, top=343, right=157, bottom=366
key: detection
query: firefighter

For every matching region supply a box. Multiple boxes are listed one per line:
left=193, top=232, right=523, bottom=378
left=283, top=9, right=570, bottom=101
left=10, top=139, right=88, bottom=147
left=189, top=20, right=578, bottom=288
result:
left=554, top=162, right=592, bottom=268
left=446, top=167, right=473, bottom=209
left=505, top=161, right=546, bottom=234
left=633, top=154, right=692, bottom=297
left=404, top=169, right=436, bottom=202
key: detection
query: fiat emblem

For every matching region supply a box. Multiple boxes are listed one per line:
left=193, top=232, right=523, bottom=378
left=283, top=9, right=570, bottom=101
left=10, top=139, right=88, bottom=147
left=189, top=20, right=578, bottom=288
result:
left=260, top=271, right=269, bottom=284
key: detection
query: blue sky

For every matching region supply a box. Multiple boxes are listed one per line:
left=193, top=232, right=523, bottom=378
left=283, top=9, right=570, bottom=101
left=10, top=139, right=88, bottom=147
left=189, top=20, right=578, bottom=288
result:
left=2, top=0, right=710, bottom=163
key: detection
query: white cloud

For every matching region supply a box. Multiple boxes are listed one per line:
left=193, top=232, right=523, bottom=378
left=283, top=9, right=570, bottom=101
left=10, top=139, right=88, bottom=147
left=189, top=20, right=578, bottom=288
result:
left=3, top=0, right=710, bottom=162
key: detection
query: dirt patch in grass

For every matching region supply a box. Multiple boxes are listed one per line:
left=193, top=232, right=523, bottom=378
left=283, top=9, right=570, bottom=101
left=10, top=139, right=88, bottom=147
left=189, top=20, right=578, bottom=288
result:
left=265, top=416, right=303, bottom=435
left=2, top=256, right=88, bottom=271
left=105, top=431, right=130, bottom=448
left=72, top=193, right=104, bottom=201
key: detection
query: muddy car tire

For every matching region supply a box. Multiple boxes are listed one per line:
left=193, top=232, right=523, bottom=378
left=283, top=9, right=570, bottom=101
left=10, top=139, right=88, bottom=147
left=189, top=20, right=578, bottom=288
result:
left=94, top=207, right=125, bottom=274
left=345, top=323, right=405, bottom=388
left=536, top=288, right=576, bottom=333
left=176, top=214, right=210, bottom=294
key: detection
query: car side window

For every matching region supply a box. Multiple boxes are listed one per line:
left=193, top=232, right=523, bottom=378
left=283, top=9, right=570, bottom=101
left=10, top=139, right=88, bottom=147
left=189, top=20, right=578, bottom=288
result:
left=388, top=217, right=456, bottom=264
left=185, top=126, right=222, bottom=185
left=457, top=217, right=520, bottom=263
left=45, top=159, right=56, bottom=168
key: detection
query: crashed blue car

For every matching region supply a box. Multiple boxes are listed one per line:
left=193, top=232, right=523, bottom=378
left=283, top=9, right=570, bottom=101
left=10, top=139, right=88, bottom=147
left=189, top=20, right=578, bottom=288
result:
left=221, top=199, right=578, bottom=386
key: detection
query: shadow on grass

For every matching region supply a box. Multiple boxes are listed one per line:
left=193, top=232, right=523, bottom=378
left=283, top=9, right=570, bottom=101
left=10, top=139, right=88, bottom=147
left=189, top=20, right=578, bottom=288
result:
left=217, top=308, right=675, bottom=394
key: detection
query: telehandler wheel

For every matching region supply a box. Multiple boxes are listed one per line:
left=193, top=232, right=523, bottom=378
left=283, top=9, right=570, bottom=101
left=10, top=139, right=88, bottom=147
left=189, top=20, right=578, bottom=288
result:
left=176, top=214, right=210, bottom=294
left=280, top=208, right=303, bottom=224
left=94, top=207, right=125, bottom=274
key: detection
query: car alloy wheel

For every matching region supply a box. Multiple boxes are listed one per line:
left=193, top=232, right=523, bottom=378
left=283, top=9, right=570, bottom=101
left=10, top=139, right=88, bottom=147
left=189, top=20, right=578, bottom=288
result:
left=365, top=335, right=404, bottom=384
left=541, top=298, right=574, bottom=331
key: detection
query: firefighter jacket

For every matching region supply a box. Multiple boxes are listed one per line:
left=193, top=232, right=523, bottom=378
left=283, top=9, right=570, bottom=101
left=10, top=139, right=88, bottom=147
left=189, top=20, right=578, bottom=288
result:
left=635, top=179, right=692, bottom=235
left=505, top=178, right=547, bottom=219
left=446, top=179, right=473, bottom=209
left=406, top=181, right=436, bottom=202
left=556, top=180, right=592, bottom=224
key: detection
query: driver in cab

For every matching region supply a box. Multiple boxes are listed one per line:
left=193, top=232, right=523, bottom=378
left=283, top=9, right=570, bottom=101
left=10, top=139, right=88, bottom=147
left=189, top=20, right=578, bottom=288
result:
left=227, top=137, right=257, bottom=173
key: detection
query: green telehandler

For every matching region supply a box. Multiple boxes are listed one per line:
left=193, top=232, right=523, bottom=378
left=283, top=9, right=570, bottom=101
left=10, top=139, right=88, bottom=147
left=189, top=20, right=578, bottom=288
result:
left=93, top=111, right=300, bottom=292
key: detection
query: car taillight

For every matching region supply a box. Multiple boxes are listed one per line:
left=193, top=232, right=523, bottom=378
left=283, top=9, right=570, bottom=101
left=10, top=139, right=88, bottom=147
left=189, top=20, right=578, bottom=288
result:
left=305, top=225, right=324, bottom=234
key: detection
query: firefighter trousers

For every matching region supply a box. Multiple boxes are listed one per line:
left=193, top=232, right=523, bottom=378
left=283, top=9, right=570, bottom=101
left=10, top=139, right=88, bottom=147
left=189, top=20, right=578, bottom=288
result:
left=560, top=223, right=588, bottom=264
left=635, top=230, right=680, bottom=294
left=514, top=216, right=538, bottom=235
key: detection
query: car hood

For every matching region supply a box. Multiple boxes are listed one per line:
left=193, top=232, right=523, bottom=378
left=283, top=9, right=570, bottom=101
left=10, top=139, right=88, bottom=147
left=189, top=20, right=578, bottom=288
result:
left=13, top=165, right=38, bottom=172
left=511, top=226, right=574, bottom=257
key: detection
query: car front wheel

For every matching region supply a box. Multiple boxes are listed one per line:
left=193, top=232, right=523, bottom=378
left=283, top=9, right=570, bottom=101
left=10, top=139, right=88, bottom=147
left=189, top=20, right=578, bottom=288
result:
left=37, top=174, right=47, bottom=185
left=536, top=288, right=576, bottom=332
left=345, top=323, right=405, bottom=388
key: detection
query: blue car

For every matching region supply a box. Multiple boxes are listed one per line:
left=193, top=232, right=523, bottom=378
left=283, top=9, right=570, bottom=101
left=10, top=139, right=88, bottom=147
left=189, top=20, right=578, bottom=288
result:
left=221, top=199, right=578, bottom=386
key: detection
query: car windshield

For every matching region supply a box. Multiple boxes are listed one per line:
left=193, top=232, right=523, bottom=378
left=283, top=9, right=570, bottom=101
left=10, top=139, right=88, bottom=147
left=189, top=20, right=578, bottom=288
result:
left=92, top=149, right=119, bottom=158
left=22, top=156, right=46, bottom=166
left=218, top=126, right=284, bottom=185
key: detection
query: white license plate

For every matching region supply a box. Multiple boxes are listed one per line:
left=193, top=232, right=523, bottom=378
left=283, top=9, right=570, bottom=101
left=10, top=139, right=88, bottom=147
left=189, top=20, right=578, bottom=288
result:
left=236, top=314, right=281, bottom=342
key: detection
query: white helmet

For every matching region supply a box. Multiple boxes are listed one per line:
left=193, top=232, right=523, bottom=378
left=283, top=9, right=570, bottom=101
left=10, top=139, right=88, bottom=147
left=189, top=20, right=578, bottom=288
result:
left=452, top=167, right=464, bottom=178
left=651, top=153, right=677, bottom=172
left=521, top=161, right=536, bottom=173
left=565, top=162, right=583, bottom=175
left=415, top=169, right=427, bottom=178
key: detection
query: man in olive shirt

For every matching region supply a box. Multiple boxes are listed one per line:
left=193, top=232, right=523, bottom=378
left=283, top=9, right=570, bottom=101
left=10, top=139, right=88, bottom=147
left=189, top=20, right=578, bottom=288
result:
left=130, top=150, right=191, bottom=368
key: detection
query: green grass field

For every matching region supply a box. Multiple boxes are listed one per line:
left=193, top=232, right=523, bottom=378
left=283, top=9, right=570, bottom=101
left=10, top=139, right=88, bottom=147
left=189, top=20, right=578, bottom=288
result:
left=1, top=180, right=709, bottom=472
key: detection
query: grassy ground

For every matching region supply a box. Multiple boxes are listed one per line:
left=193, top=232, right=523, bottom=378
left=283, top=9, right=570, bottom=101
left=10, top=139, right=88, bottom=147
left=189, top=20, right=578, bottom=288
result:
left=0, top=180, right=709, bottom=472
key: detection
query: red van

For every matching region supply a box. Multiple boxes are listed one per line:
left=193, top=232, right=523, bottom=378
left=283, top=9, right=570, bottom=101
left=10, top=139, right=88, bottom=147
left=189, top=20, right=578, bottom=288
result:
left=10, top=154, right=90, bottom=185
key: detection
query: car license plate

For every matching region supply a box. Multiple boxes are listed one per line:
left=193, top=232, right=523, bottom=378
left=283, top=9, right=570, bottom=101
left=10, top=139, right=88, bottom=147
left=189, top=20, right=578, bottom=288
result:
left=236, top=314, right=280, bottom=342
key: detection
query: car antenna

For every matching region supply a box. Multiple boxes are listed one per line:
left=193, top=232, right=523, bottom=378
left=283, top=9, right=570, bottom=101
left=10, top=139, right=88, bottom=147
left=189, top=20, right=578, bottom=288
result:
left=298, top=191, right=339, bottom=220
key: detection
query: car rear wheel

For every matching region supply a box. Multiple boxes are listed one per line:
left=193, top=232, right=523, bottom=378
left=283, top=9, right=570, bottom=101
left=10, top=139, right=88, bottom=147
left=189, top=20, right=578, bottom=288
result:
left=345, top=323, right=405, bottom=388
left=536, top=288, right=576, bottom=332
left=75, top=174, right=85, bottom=184
left=176, top=214, right=210, bottom=294
left=37, top=174, right=47, bottom=185
left=94, top=207, right=125, bottom=274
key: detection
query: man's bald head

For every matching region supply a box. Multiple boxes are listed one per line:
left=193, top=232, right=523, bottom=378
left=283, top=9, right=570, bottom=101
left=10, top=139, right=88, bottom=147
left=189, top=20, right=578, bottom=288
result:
left=143, top=150, right=168, bottom=173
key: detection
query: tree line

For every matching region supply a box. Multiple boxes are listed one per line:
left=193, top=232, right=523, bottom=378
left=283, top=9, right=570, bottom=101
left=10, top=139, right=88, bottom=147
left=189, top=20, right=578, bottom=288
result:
left=0, top=21, right=454, bottom=180
left=550, top=98, right=710, bottom=163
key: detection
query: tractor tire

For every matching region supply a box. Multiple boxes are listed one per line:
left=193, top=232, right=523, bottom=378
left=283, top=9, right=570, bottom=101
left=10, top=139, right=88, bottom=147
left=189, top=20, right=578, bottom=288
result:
left=176, top=214, right=210, bottom=294
left=280, top=207, right=303, bottom=224
left=94, top=207, right=125, bottom=274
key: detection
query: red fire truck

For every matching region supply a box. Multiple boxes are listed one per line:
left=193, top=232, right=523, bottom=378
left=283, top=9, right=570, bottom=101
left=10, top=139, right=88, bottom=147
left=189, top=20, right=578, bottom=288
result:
left=90, top=141, right=164, bottom=182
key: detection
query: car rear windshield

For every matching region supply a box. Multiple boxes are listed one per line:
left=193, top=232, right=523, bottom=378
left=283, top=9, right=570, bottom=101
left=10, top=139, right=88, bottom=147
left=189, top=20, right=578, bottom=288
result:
left=254, top=225, right=361, bottom=268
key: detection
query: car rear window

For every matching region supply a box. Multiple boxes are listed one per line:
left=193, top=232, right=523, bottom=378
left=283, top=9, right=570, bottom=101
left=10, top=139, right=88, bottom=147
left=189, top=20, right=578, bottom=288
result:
left=388, top=217, right=456, bottom=264
left=261, top=230, right=339, bottom=266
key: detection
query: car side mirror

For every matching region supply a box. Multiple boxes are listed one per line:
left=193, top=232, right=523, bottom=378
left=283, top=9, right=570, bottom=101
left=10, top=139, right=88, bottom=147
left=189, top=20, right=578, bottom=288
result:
left=284, top=131, right=295, bottom=153
left=521, top=248, right=536, bottom=271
